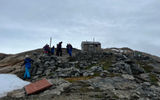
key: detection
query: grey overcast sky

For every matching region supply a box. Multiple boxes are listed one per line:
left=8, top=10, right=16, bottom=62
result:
left=0, top=0, right=160, bottom=56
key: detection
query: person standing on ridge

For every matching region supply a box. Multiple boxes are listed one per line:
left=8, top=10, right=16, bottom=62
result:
left=22, top=55, right=34, bottom=79
left=66, top=44, right=69, bottom=54
left=51, top=45, right=55, bottom=55
left=43, top=44, right=50, bottom=55
left=56, top=43, right=59, bottom=56
left=67, top=44, right=73, bottom=56
left=56, top=42, right=63, bottom=56
left=59, top=42, right=63, bottom=56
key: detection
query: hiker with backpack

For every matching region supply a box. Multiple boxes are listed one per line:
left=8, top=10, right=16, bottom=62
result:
left=43, top=44, right=50, bottom=55
left=66, top=44, right=69, bottom=54
left=66, top=44, right=73, bottom=56
left=22, top=55, right=34, bottom=79
left=56, top=42, right=63, bottom=56
left=51, top=45, right=55, bottom=55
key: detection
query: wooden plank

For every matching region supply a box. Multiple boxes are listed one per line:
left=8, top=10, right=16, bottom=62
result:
left=25, top=78, right=52, bottom=95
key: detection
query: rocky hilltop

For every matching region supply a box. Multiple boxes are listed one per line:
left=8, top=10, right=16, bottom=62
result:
left=1, top=48, right=160, bottom=100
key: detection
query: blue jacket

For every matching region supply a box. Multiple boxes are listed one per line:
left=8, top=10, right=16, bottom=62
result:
left=24, top=58, right=33, bottom=69
left=51, top=47, right=54, bottom=53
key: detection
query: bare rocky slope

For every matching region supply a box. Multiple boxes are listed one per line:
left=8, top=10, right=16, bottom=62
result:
left=1, top=48, right=160, bottom=100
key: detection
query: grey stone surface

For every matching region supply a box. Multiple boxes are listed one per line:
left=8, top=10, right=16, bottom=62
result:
left=7, top=89, right=25, bottom=98
left=122, top=74, right=135, bottom=80
left=4, top=50, right=160, bottom=100
left=41, top=78, right=72, bottom=96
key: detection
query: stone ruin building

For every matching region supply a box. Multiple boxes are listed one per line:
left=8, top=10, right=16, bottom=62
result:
left=81, top=41, right=101, bottom=52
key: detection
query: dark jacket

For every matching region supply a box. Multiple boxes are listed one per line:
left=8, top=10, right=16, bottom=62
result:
left=22, top=58, right=34, bottom=69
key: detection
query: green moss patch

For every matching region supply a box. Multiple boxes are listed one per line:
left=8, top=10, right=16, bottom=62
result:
left=93, top=72, right=101, bottom=76
left=142, top=65, right=153, bottom=73
left=149, top=74, right=158, bottom=83
left=107, top=73, right=121, bottom=77
left=101, top=60, right=112, bottom=70
left=85, top=63, right=98, bottom=70
left=136, top=61, right=153, bottom=73
left=48, top=72, right=54, bottom=76
left=64, top=76, right=95, bottom=83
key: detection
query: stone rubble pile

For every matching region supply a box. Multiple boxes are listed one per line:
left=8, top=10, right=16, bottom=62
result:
left=2, top=50, right=160, bottom=100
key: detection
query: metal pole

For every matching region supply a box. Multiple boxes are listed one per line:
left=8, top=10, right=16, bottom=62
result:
left=93, top=38, right=95, bottom=42
left=50, top=37, right=52, bottom=48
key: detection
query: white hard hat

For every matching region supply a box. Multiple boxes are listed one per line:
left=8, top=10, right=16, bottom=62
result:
left=25, top=55, right=29, bottom=58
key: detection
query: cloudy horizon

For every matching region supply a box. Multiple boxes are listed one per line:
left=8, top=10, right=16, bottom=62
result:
left=0, top=0, right=160, bottom=56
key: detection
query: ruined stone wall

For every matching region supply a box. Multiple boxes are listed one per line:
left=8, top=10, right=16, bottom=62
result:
left=81, top=41, right=101, bottom=52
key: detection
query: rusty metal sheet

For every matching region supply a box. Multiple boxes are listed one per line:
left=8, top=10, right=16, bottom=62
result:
left=25, top=78, right=52, bottom=95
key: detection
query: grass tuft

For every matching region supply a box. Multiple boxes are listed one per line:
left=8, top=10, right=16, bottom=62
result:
left=64, top=76, right=95, bottom=82
left=149, top=74, right=158, bottom=83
